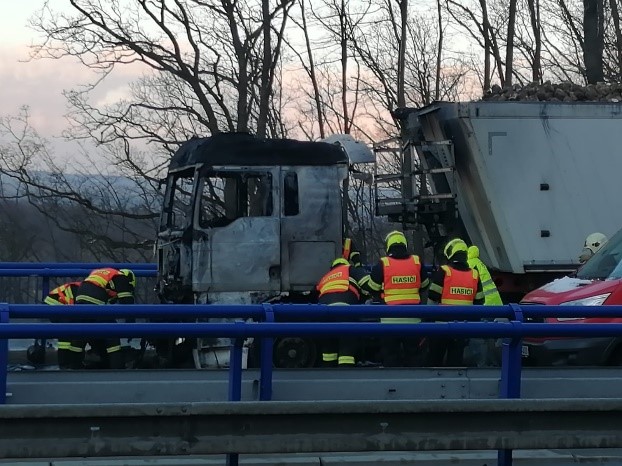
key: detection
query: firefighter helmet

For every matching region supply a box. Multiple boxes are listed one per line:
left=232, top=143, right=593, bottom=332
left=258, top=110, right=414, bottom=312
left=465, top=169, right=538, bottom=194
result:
left=444, top=238, right=468, bottom=259
left=349, top=250, right=362, bottom=267
left=385, top=230, right=407, bottom=250
left=120, top=269, right=136, bottom=289
left=331, top=258, right=350, bottom=267
left=579, top=232, right=608, bottom=263
left=584, top=232, right=607, bottom=253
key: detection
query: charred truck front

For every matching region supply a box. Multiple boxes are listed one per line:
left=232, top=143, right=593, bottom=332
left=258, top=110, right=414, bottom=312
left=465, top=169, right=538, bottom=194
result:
left=155, top=133, right=366, bottom=367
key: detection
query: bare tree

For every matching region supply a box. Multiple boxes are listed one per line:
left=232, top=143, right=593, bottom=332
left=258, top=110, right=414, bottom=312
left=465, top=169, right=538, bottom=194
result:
left=506, top=0, right=518, bottom=85
left=610, top=0, right=622, bottom=79
left=527, top=0, right=543, bottom=82
left=445, top=0, right=505, bottom=89
left=0, top=0, right=298, bottom=259
left=292, top=0, right=327, bottom=138
left=584, top=0, right=605, bottom=83
left=436, top=0, right=444, bottom=99
left=397, top=0, right=408, bottom=108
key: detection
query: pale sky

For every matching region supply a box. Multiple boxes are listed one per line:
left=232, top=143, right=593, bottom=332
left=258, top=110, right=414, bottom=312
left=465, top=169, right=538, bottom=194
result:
left=1, top=2, right=75, bottom=135
left=0, top=2, right=137, bottom=158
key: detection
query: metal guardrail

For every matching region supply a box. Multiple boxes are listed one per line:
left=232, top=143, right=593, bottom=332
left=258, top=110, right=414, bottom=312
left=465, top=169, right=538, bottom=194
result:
left=2, top=303, right=622, bottom=465
left=0, top=262, right=157, bottom=270
left=0, top=262, right=157, bottom=302
left=2, top=398, right=621, bottom=458
left=0, top=263, right=620, bottom=466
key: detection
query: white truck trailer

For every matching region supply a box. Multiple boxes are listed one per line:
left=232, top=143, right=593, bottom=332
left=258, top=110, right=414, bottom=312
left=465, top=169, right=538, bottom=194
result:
left=377, top=101, right=622, bottom=299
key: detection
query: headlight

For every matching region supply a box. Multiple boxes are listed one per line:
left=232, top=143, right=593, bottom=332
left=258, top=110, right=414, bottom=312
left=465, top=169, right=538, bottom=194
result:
left=557, top=293, right=611, bottom=321
left=560, top=293, right=610, bottom=306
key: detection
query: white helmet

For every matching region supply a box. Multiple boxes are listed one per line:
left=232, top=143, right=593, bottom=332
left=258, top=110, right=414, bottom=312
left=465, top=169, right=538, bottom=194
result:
left=579, top=232, right=608, bottom=263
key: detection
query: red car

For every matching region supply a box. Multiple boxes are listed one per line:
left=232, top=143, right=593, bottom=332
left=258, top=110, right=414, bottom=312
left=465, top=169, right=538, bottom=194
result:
left=521, top=227, right=622, bottom=366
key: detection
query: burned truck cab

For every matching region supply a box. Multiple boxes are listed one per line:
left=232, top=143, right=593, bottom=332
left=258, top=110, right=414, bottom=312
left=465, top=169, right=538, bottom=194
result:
left=156, top=132, right=350, bottom=305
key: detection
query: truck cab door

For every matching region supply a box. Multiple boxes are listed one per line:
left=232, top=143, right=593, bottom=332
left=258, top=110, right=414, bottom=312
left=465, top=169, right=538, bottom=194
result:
left=191, top=167, right=281, bottom=294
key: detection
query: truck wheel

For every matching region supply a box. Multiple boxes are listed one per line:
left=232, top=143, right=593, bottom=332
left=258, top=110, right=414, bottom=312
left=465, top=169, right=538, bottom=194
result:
left=26, top=344, right=46, bottom=365
left=274, top=337, right=317, bottom=368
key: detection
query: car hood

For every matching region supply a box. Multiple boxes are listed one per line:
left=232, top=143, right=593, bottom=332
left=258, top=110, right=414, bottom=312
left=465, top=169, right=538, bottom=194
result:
left=521, top=276, right=620, bottom=304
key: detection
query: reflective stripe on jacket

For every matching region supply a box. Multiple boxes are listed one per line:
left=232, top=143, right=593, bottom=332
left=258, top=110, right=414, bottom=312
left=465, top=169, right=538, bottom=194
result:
left=440, top=265, right=479, bottom=305
left=81, top=268, right=123, bottom=302
left=316, top=264, right=361, bottom=301
left=84, top=268, right=122, bottom=289
left=44, top=282, right=80, bottom=306
left=467, top=257, right=502, bottom=305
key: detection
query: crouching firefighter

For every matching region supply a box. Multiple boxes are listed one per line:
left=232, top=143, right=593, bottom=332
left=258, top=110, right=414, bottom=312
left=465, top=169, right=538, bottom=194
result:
left=316, top=257, right=368, bottom=367
left=59, top=268, right=136, bottom=370
left=27, top=281, right=82, bottom=366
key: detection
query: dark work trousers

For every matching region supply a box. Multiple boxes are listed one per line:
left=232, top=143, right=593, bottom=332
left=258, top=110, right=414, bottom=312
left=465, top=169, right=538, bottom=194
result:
left=321, top=336, right=358, bottom=367
left=425, top=337, right=467, bottom=367
left=319, top=299, right=359, bottom=367
left=57, top=338, right=124, bottom=370
left=57, top=317, right=124, bottom=370
left=380, top=336, right=425, bottom=367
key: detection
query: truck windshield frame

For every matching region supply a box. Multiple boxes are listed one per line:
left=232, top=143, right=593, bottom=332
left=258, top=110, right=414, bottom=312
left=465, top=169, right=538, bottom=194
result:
left=198, top=170, right=273, bottom=229
left=163, top=169, right=195, bottom=231
left=576, top=228, right=622, bottom=281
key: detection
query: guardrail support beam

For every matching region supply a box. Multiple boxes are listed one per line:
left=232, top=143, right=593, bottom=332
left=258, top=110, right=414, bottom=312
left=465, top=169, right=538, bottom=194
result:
left=260, top=303, right=274, bottom=401
left=0, top=303, right=8, bottom=405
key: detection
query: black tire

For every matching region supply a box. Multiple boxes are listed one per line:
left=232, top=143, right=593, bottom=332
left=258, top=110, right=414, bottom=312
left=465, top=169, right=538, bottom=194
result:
left=273, top=337, right=317, bottom=368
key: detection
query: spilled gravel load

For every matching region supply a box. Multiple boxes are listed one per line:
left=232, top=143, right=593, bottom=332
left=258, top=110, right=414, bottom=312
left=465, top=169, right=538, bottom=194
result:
left=482, top=81, right=622, bottom=102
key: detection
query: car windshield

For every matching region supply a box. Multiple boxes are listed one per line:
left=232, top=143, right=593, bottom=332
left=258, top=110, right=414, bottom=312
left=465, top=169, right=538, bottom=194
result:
left=576, top=228, right=622, bottom=280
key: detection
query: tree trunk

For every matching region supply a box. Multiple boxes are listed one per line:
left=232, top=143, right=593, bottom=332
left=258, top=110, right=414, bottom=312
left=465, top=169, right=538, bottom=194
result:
left=480, top=0, right=491, bottom=91
left=256, top=0, right=272, bottom=138
left=610, top=0, right=622, bottom=80
left=397, top=0, right=408, bottom=108
left=584, top=0, right=604, bottom=83
left=479, top=0, right=504, bottom=87
left=505, top=0, right=517, bottom=85
left=300, top=0, right=325, bottom=138
left=340, top=0, right=350, bottom=134
left=435, top=0, right=443, bottom=99
left=527, top=0, right=542, bottom=83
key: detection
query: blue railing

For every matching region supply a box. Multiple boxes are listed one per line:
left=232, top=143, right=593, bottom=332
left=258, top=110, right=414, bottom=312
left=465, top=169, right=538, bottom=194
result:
left=5, top=302, right=622, bottom=404
left=0, top=262, right=157, bottom=301
left=1, top=302, right=622, bottom=466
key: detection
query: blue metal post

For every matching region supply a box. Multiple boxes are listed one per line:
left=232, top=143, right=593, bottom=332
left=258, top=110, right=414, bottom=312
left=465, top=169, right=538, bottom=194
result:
left=227, top=322, right=245, bottom=466
left=0, top=303, right=8, bottom=404
left=498, top=303, right=524, bottom=466
left=260, top=303, right=274, bottom=401
left=38, top=276, right=51, bottom=354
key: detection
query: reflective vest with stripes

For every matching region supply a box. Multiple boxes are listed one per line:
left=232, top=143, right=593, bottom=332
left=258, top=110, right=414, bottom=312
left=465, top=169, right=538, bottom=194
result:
left=44, top=282, right=80, bottom=305
left=316, top=264, right=360, bottom=301
left=84, top=268, right=123, bottom=299
left=467, top=257, right=502, bottom=305
left=381, top=256, right=422, bottom=323
left=440, top=265, right=479, bottom=305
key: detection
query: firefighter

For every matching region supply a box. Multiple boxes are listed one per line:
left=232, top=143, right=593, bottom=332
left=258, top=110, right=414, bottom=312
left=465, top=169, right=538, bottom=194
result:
left=579, top=232, right=608, bottom=264
left=364, top=230, right=429, bottom=367
left=45, top=281, right=81, bottom=306
left=316, top=257, right=367, bottom=367
left=467, top=245, right=502, bottom=366
left=27, top=281, right=82, bottom=366
left=426, top=238, right=484, bottom=366
left=60, top=268, right=137, bottom=370
left=467, top=245, right=502, bottom=305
